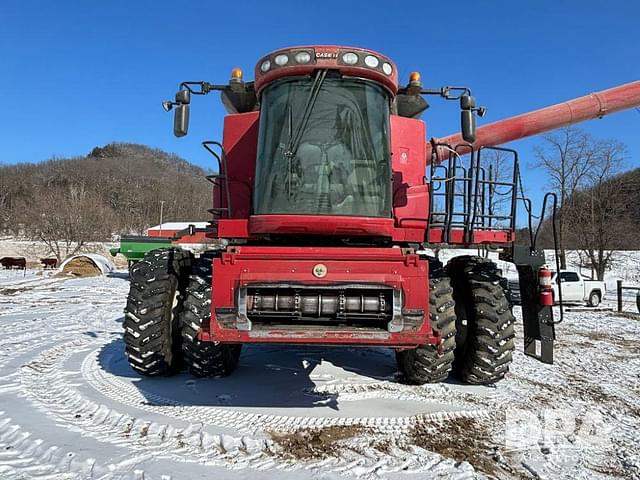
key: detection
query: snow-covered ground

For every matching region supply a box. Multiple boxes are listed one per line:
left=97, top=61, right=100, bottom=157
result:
left=0, top=264, right=639, bottom=479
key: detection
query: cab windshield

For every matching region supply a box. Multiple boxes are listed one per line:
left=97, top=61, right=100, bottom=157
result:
left=254, top=76, right=391, bottom=217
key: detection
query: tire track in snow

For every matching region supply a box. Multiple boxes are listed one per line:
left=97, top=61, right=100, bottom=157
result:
left=16, top=336, right=488, bottom=477
left=18, top=338, right=278, bottom=471
left=0, top=274, right=506, bottom=478
left=85, top=340, right=489, bottom=434
left=0, top=410, right=164, bottom=480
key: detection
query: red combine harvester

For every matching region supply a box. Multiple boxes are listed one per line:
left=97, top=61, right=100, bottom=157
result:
left=124, top=46, right=640, bottom=385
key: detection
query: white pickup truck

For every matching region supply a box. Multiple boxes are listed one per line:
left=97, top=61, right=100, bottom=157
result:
left=552, top=270, right=606, bottom=307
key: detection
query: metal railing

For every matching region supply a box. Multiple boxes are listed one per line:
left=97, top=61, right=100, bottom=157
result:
left=202, top=141, right=231, bottom=219
left=427, top=144, right=518, bottom=243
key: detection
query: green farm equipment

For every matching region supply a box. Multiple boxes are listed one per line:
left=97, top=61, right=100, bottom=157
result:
left=110, top=236, right=174, bottom=267
left=110, top=225, right=203, bottom=267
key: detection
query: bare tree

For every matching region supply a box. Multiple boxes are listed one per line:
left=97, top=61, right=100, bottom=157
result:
left=26, top=185, right=115, bottom=263
left=533, top=127, right=598, bottom=268
left=565, top=139, right=629, bottom=280
left=0, top=177, right=12, bottom=233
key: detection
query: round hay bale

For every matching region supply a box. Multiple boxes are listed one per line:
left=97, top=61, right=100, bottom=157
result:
left=59, top=254, right=114, bottom=277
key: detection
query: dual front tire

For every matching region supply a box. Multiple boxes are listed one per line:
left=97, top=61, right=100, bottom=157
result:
left=123, top=249, right=241, bottom=377
left=123, top=249, right=191, bottom=376
left=397, top=256, right=516, bottom=385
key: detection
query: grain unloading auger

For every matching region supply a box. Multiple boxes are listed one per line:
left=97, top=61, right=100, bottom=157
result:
left=122, top=45, right=640, bottom=385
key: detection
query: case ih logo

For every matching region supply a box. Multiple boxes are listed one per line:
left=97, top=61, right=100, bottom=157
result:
left=315, top=51, right=338, bottom=59
left=312, top=264, right=328, bottom=278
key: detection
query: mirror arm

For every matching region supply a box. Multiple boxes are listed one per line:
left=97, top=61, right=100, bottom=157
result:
left=419, top=86, right=472, bottom=100
left=413, top=85, right=485, bottom=143
left=419, top=88, right=448, bottom=96
left=180, top=81, right=227, bottom=95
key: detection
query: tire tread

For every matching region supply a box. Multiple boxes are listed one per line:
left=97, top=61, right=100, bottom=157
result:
left=180, top=255, right=242, bottom=378
left=396, top=264, right=457, bottom=384
left=446, top=255, right=516, bottom=385
left=123, top=248, right=192, bottom=376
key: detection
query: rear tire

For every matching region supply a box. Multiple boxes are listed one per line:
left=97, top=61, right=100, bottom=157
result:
left=123, top=248, right=193, bottom=376
left=446, top=256, right=516, bottom=385
left=396, top=263, right=456, bottom=384
left=180, top=256, right=242, bottom=378
left=588, top=291, right=601, bottom=307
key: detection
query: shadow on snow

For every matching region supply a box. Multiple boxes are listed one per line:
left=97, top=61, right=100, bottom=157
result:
left=98, top=337, right=411, bottom=411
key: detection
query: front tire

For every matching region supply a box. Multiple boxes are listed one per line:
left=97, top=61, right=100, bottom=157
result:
left=123, top=248, right=192, bottom=376
left=446, top=256, right=516, bottom=385
left=180, top=256, right=242, bottom=378
left=396, top=269, right=457, bottom=384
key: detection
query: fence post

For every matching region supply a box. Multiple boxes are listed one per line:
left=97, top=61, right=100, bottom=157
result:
left=617, top=280, right=623, bottom=313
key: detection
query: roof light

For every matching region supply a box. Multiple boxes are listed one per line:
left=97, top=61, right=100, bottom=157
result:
left=342, top=52, right=358, bottom=65
left=364, top=55, right=379, bottom=68
left=294, top=51, right=311, bottom=64
left=274, top=54, right=289, bottom=66
left=382, top=62, right=393, bottom=75
left=230, top=67, right=243, bottom=82
left=408, top=71, right=422, bottom=89
left=260, top=60, right=271, bottom=73
left=407, top=71, right=422, bottom=93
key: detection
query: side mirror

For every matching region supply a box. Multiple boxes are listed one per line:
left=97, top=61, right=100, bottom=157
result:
left=174, top=104, right=190, bottom=137
left=460, top=94, right=476, bottom=110
left=461, top=109, right=476, bottom=143
left=172, top=89, right=191, bottom=137
left=175, top=89, right=191, bottom=105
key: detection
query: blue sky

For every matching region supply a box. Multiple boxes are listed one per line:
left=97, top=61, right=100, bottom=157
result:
left=1, top=0, right=639, bottom=213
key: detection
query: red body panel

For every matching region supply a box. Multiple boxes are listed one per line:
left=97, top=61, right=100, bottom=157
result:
left=215, top=219, right=249, bottom=238
left=249, top=215, right=395, bottom=238
left=390, top=116, right=429, bottom=233
left=201, top=246, right=435, bottom=347
left=214, top=112, right=259, bottom=219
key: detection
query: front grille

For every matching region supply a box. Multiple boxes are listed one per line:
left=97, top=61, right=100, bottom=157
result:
left=245, top=286, right=393, bottom=327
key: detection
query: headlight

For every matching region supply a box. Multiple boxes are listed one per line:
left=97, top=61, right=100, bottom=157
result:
left=382, top=62, right=393, bottom=75
left=342, top=52, right=359, bottom=65
left=364, top=55, right=379, bottom=68
left=260, top=60, right=271, bottom=73
left=274, top=54, right=289, bottom=66
left=294, top=51, right=311, bottom=64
